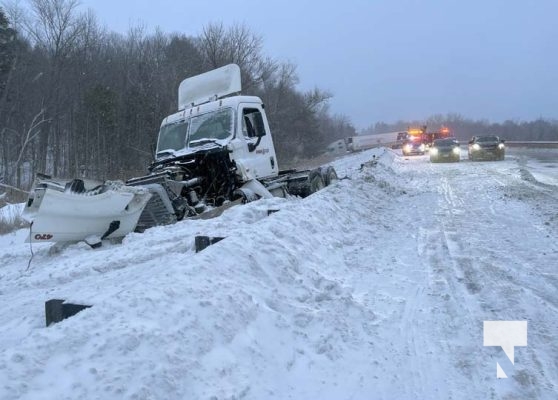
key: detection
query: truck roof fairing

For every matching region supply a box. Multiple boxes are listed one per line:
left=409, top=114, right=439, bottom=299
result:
left=178, top=64, right=241, bottom=110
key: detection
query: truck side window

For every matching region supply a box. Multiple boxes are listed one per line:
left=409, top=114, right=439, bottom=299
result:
left=242, top=108, right=265, bottom=138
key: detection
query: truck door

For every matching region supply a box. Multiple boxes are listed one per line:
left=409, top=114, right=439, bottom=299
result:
left=232, top=104, right=278, bottom=179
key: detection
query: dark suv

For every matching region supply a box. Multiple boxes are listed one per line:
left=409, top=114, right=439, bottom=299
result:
left=468, top=135, right=505, bottom=161
left=402, top=138, right=426, bottom=156
left=430, top=138, right=461, bottom=163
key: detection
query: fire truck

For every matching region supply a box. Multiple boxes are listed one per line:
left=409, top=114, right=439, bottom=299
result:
left=401, top=126, right=452, bottom=156
left=402, top=127, right=427, bottom=155
left=422, top=126, right=451, bottom=148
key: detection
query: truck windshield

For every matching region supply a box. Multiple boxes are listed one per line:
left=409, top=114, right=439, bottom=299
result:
left=156, top=120, right=189, bottom=154
left=156, top=108, right=234, bottom=156
left=188, top=108, right=234, bottom=146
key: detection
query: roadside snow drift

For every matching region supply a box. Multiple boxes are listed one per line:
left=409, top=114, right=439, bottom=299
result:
left=1, top=148, right=557, bottom=400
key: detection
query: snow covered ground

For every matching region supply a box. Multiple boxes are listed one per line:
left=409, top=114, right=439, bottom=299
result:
left=0, top=147, right=557, bottom=400
left=0, top=203, right=24, bottom=227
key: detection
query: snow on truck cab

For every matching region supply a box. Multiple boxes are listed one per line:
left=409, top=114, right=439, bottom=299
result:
left=23, top=64, right=338, bottom=246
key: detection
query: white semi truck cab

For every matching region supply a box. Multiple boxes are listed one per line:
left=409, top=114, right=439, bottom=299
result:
left=126, top=63, right=338, bottom=230
left=155, top=69, right=280, bottom=181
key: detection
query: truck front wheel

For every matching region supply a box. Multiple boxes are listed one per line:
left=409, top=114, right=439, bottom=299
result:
left=286, top=169, right=326, bottom=198
left=322, top=166, right=338, bottom=186
left=307, top=170, right=325, bottom=195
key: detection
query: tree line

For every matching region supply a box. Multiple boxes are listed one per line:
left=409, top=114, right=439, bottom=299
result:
left=363, top=113, right=558, bottom=143
left=0, top=0, right=356, bottom=196
left=3, top=0, right=556, bottom=200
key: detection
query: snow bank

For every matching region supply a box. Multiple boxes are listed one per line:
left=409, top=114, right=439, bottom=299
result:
left=0, top=203, right=26, bottom=235
left=1, top=148, right=557, bottom=400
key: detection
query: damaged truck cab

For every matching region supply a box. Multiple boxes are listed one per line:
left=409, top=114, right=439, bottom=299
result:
left=159, top=63, right=278, bottom=182
left=127, top=64, right=336, bottom=231
left=153, top=94, right=279, bottom=192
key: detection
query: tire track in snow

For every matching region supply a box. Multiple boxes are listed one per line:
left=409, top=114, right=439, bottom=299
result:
left=423, top=172, right=507, bottom=396
left=432, top=159, right=557, bottom=398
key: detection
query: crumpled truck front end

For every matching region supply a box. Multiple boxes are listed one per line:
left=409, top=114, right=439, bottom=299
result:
left=22, top=177, right=152, bottom=244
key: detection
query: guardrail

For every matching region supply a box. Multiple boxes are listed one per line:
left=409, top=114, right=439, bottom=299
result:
left=504, top=141, right=558, bottom=148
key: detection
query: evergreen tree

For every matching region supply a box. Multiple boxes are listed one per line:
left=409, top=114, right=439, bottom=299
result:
left=0, top=7, right=16, bottom=102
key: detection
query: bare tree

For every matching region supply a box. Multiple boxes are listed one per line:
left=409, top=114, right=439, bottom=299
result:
left=25, top=0, right=85, bottom=57
left=22, top=0, right=87, bottom=175
left=7, top=108, right=49, bottom=185
left=198, top=22, right=264, bottom=90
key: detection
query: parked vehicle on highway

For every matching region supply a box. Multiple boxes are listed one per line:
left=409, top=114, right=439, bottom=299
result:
left=468, top=135, right=505, bottom=161
left=392, top=131, right=410, bottom=149
left=429, top=138, right=461, bottom=163
left=402, top=137, right=426, bottom=156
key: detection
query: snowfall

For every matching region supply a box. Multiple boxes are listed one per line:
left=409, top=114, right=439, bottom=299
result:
left=0, top=147, right=557, bottom=400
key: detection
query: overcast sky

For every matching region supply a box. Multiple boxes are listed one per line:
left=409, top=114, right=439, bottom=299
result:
left=79, top=0, right=558, bottom=129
